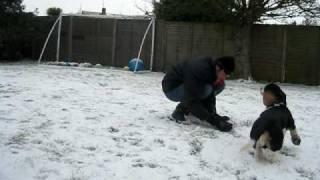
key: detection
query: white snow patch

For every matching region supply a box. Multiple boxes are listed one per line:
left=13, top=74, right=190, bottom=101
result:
left=0, top=64, right=319, bottom=180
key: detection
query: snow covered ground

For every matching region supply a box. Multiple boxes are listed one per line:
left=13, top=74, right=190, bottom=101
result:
left=0, top=63, right=319, bottom=180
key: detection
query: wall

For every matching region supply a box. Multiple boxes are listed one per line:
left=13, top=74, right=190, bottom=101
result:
left=55, top=16, right=152, bottom=69
left=251, top=24, right=320, bottom=85
left=39, top=16, right=320, bottom=85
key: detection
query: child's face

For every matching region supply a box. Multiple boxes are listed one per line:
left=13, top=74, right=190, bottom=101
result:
left=261, top=91, right=276, bottom=106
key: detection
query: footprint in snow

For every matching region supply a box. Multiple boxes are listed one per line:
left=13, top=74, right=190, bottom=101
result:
left=280, top=146, right=296, bottom=157
left=190, top=129, right=217, bottom=139
left=168, top=176, right=180, bottom=180
left=31, top=139, right=42, bottom=145
left=229, top=130, right=242, bottom=138
left=108, top=126, right=120, bottom=133
left=168, top=145, right=178, bottom=151
left=189, top=138, right=203, bottom=156
left=24, top=99, right=34, bottom=102
left=149, top=110, right=158, bottom=113
left=99, top=83, right=108, bottom=87
left=83, top=146, right=96, bottom=151
left=153, top=138, right=165, bottom=147
left=6, top=132, right=29, bottom=146
left=111, top=102, right=125, bottom=105
left=85, top=116, right=99, bottom=121
left=131, top=159, right=159, bottom=168
left=128, top=138, right=143, bottom=146
left=35, top=120, right=54, bottom=130
left=141, top=146, right=152, bottom=151
left=295, top=167, right=316, bottom=179
left=51, top=95, right=62, bottom=99
left=239, top=120, right=254, bottom=128
left=111, top=88, right=122, bottom=91
left=94, top=73, right=104, bottom=77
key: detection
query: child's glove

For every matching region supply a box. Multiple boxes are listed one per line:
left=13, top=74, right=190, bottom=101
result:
left=291, top=135, right=301, bottom=145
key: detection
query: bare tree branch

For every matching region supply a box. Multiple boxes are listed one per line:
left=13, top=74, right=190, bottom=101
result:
left=135, top=0, right=154, bottom=15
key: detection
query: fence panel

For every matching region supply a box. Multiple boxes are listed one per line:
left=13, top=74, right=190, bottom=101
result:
left=251, top=25, right=284, bottom=82
left=285, top=26, right=320, bottom=85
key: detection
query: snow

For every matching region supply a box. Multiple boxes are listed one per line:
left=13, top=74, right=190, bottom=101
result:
left=0, top=63, right=319, bottom=180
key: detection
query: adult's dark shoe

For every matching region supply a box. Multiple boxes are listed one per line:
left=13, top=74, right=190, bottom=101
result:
left=170, top=103, right=188, bottom=123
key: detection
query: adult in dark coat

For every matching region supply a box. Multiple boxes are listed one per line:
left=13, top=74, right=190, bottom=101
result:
left=162, top=56, right=235, bottom=132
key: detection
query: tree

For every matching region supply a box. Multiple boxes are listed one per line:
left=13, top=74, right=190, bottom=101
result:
left=154, top=0, right=320, bottom=79
left=0, top=0, right=24, bottom=15
left=233, top=0, right=320, bottom=25
left=0, top=0, right=25, bottom=26
left=47, top=7, right=62, bottom=16
left=154, top=0, right=320, bottom=25
left=302, top=16, right=319, bottom=26
left=154, top=0, right=236, bottom=23
left=0, top=0, right=44, bottom=60
left=135, top=0, right=155, bottom=15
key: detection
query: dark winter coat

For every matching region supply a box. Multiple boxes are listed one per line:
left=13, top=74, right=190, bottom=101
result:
left=162, top=56, right=218, bottom=120
left=250, top=104, right=296, bottom=151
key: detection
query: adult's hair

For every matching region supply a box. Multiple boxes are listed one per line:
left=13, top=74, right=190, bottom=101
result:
left=216, top=56, right=235, bottom=74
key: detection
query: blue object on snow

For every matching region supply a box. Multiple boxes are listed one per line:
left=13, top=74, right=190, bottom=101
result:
left=128, top=58, right=144, bottom=71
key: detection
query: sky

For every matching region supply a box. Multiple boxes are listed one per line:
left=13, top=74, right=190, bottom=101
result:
left=22, top=0, right=317, bottom=24
left=23, top=0, right=153, bottom=16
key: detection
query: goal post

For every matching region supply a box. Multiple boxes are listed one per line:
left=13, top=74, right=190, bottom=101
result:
left=38, top=13, right=156, bottom=72
left=38, top=14, right=62, bottom=64
left=134, top=16, right=156, bottom=72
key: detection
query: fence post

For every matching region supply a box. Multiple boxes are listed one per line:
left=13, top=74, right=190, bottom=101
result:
left=56, top=14, right=62, bottom=62
left=281, top=26, right=288, bottom=83
left=38, top=15, right=62, bottom=64
left=318, top=27, right=320, bottom=85
left=68, top=16, right=73, bottom=61
left=150, top=17, right=156, bottom=71
left=157, top=20, right=167, bottom=71
left=161, top=21, right=167, bottom=71
left=111, top=19, right=118, bottom=66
